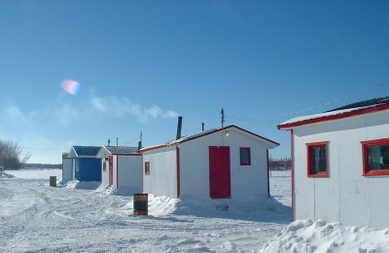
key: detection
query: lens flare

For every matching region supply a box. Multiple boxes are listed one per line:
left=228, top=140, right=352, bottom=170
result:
left=61, top=80, right=80, bottom=95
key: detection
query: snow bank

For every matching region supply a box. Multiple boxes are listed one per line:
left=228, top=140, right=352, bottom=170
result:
left=174, top=194, right=285, bottom=217
left=118, top=193, right=288, bottom=218
left=63, top=180, right=101, bottom=190
left=261, top=219, right=389, bottom=253
left=0, top=171, right=15, bottom=178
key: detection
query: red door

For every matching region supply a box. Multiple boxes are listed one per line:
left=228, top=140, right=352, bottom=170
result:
left=209, top=146, right=231, bottom=199
left=108, top=156, right=113, bottom=186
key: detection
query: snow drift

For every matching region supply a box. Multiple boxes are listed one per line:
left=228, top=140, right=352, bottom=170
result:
left=262, top=219, right=389, bottom=253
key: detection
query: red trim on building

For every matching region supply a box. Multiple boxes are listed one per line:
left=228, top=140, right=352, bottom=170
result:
left=291, top=130, right=295, bottom=221
left=140, top=143, right=179, bottom=153
left=115, top=154, right=142, bottom=156
left=108, top=155, right=113, bottom=186
left=176, top=146, right=181, bottom=198
left=306, top=141, right=329, bottom=178
left=141, top=159, right=144, bottom=193
left=239, top=147, right=252, bottom=166
left=116, top=155, right=119, bottom=187
left=266, top=149, right=270, bottom=197
left=361, top=138, right=389, bottom=176
left=278, top=104, right=389, bottom=130
left=141, top=125, right=280, bottom=152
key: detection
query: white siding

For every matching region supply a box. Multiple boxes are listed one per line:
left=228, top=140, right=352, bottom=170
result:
left=179, top=128, right=269, bottom=199
left=143, top=147, right=177, bottom=197
left=62, top=158, right=73, bottom=181
left=96, top=148, right=111, bottom=185
left=101, top=159, right=109, bottom=185
left=117, top=156, right=142, bottom=193
left=293, top=109, right=389, bottom=229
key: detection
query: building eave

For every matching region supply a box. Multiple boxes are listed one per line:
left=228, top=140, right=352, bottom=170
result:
left=140, top=125, right=279, bottom=153
left=278, top=103, right=389, bottom=130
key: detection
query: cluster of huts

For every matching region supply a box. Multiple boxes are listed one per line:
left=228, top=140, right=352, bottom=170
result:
left=62, top=123, right=279, bottom=201
left=62, top=96, right=389, bottom=229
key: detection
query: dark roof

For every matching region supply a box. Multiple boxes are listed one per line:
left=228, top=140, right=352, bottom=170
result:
left=73, top=146, right=101, bottom=156
left=327, top=96, right=389, bottom=112
left=105, top=146, right=140, bottom=155
left=278, top=96, right=389, bottom=129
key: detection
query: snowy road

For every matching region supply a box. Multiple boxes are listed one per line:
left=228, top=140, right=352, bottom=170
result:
left=0, top=170, right=290, bottom=252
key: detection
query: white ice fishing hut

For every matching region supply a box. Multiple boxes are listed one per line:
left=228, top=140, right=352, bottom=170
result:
left=141, top=124, right=279, bottom=200
left=97, top=146, right=142, bottom=193
left=278, top=96, right=389, bottom=229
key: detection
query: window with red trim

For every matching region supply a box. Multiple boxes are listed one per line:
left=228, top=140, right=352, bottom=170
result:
left=240, top=147, right=251, bottom=166
left=362, top=138, right=389, bottom=176
left=144, top=161, right=150, bottom=175
left=306, top=142, right=328, bottom=177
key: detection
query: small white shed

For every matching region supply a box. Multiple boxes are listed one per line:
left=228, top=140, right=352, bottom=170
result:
left=61, top=152, right=73, bottom=182
left=141, top=125, right=279, bottom=201
left=97, top=146, right=142, bottom=194
left=278, top=96, right=389, bottom=229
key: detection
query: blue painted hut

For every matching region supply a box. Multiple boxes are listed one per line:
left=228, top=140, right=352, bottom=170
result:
left=68, top=146, right=102, bottom=182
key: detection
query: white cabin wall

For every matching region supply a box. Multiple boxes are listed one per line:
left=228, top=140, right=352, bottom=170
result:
left=293, top=110, right=389, bottom=228
left=179, top=128, right=270, bottom=199
left=62, top=158, right=73, bottom=181
left=113, top=155, right=118, bottom=187
left=96, top=148, right=111, bottom=185
left=143, top=147, right=177, bottom=197
left=117, top=156, right=142, bottom=192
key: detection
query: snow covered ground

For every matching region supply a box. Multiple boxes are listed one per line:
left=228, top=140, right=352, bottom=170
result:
left=1, top=169, right=290, bottom=252
left=1, top=169, right=388, bottom=252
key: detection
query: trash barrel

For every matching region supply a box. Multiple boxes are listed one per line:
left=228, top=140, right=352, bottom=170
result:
left=133, top=193, right=148, bottom=216
left=49, top=176, right=56, bottom=187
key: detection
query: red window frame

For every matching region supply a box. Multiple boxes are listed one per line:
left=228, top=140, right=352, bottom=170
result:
left=361, top=138, right=389, bottom=176
left=306, top=141, right=329, bottom=178
left=240, top=147, right=251, bottom=166
left=144, top=161, right=150, bottom=175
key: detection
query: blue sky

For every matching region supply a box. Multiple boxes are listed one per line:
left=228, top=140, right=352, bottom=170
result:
left=1, top=0, right=388, bottom=163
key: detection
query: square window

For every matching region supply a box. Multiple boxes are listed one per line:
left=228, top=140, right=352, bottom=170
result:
left=240, top=147, right=251, bottom=166
left=145, top=161, right=150, bottom=175
left=306, top=142, right=329, bottom=177
left=362, top=138, right=389, bottom=176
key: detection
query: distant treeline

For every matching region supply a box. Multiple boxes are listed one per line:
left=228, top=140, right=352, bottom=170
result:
left=21, top=163, right=62, bottom=170
left=269, top=158, right=291, bottom=171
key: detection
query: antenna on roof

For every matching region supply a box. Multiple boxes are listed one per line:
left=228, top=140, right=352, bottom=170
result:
left=108, top=139, right=111, bottom=146
left=202, top=122, right=205, bottom=131
left=221, top=108, right=225, bottom=127
left=116, top=137, right=118, bottom=147
left=138, top=131, right=143, bottom=151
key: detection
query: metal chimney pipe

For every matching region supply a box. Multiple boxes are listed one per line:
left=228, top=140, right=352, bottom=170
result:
left=176, top=116, right=183, bottom=140
left=138, top=131, right=142, bottom=152
left=138, top=141, right=142, bottom=152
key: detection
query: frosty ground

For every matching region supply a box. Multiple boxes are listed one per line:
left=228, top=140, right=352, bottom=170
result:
left=0, top=169, right=290, bottom=252
left=2, top=170, right=389, bottom=253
